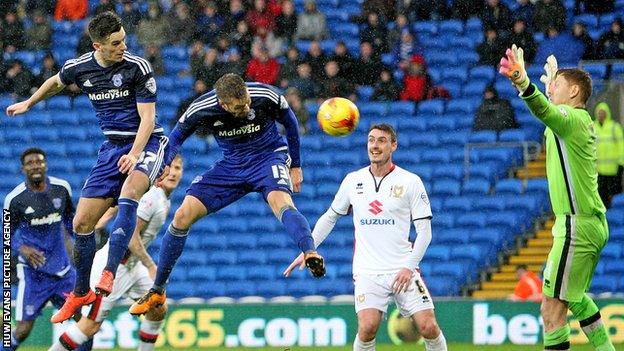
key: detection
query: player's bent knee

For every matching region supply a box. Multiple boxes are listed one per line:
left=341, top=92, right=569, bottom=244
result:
left=357, top=322, right=379, bottom=340
left=73, top=213, right=96, bottom=233
left=417, top=319, right=440, bottom=339
left=120, top=171, right=150, bottom=200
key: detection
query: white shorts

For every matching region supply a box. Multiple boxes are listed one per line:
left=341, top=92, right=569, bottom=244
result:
left=85, top=245, right=153, bottom=322
left=353, top=270, right=434, bottom=319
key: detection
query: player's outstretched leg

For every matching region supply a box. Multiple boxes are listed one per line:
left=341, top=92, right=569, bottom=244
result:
left=130, top=196, right=206, bottom=315
left=99, top=172, right=150, bottom=295
left=52, top=198, right=113, bottom=323
left=569, top=294, right=615, bottom=351
left=137, top=304, right=167, bottom=350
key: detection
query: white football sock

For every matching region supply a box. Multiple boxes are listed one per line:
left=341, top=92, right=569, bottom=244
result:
left=49, top=324, right=89, bottom=350
left=424, top=331, right=448, bottom=351
left=138, top=319, right=164, bottom=351
left=353, top=334, right=376, bottom=351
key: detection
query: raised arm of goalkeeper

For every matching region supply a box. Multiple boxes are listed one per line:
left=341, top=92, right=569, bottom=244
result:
left=499, top=45, right=593, bottom=138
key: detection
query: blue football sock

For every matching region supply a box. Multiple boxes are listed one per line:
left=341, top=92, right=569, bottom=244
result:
left=104, top=198, right=139, bottom=275
left=76, top=338, right=93, bottom=351
left=281, top=208, right=315, bottom=252
left=154, top=225, right=189, bottom=290
left=73, top=231, right=96, bottom=295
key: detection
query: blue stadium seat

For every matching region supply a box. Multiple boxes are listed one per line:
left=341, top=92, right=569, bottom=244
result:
left=258, top=234, right=290, bottom=249
left=495, top=179, right=524, bottom=195
left=316, top=279, right=353, bottom=296
left=607, top=209, right=624, bottom=226
left=47, top=96, right=72, bottom=110
left=451, top=244, right=488, bottom=264
left=444, top=196, right=473, bottom=213
left=446, top=98, right=478, bottom=114
left=425, top=277, right=458, bottom=296
left=4, top=129, right=32, bottom=143
left=357, top=86, right=374, bottom=101
left=432, top=262, right=466, bottom=278
left=225, top=281, right=257, bottom=298
left=358, top=102, right=387, bottom=116
left=462, top=179, right=490, bottom=195
left=469, top=65, right=495, bottom=81
left=417, top=100, right=445, bottom=115
left=426, top=245, right=451, bottom=262
left=604, top=260, right=624, bottom=275
left=421, top=149, right=451, bottom=164
left=469, top=131, right=497, bottom=143
left=408, top=132, right=439, bottom=148
left=470, top=228, right=505, bottom=247
left=574, top=14, right=599, bottom=28
left=456, top=212, right=487, bottom=228
left=474, top=197, right=506, bottom=212
left=257, top=281, right=287, bottom=297
left=439, top=131, right=470, bottom=148
left=237, top=251, right=267, bottom=265
left=226, top=234, right=258, bottom=249
left=187, top=267, right=217, bottom=281
left=582, top=63, right=607, bottom=80
left=601, top=245, right=622, bottom=259
left=247, top=266, right=276, bottom=281
left=432, top=180, right=461, bottom=197
left=200, top=282, right=227, bottom=298
left=167, top=282, right=198, bottom=299
left=590, top=275, right=617, bottom=293
left=435, top=164, right=463, bottom=181
left=462, top=81, right=488, bottom=97
left=436, top=229, right=469, bottom=245
left=413, top=21, right=437, bottom=35
left=612, top=193, right=624, bottom=208
left=467, top=162, right=497, bottom=182
left=180, top=250, right=208, bottom=265
left=206, top=250, right=237, bottom=265
left=608, top=225, right=624, bottom=243
left=216, top=265, right=247, bottom=281
left=498, top=129, right=527, bottom=142
left=248, top=218, right=278, bottom=232
left=287, top=281, right=318, bottom=297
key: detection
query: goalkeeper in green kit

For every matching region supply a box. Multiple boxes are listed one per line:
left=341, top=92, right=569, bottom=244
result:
left=499, top=45, right=615, bottom=351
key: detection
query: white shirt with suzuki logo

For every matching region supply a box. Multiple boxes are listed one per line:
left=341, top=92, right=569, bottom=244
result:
left=330, top=165, right=431, bottom=275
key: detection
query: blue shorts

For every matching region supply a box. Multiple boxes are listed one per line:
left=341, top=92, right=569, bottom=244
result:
left=82, top=134, right=168, bottom=199
left=187, top=150, right=293, bottom=213
left=15, top=264, right=76, bottom=321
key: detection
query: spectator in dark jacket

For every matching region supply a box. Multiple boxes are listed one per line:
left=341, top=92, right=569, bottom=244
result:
left=330, top=41, right=356, bottom=81
left=506, top=19, right=537, bottom=64
left=196, top=48, right=222, bottom=87
left=284, top=87, right=310, bottom=134
left=481, top=0, right=512, bottom=35
left=360, top=12, right=388, bottom=54
left=451, top=0, right=485, bottom=21
left=223, top=0, right=247, bottom=35
left=354, top=42, right=383, bottom=86
left=533, top=0, right=566, bottom=33
left=372, top=68, right=400, bottom=101
left=572, top=22, right=595, bottom=60
left=597, top=19, right=624, bottom=59
left=145, top=45, right=165, bottom=76
left=3, top=10, right=24, bottom=52
left=197, top=1, right=225, bottom=45
left=275, top=0, right=298, bottom=44
left=318, top=61, right=356, bottom=100
left=76, top=26, right=93, bottom=55
left=35, top=53, right=59, bottom=87
left=400, top=0, right=448, bottom=21
left=120, top=0, right=142, bottom=34
left=26, top=10, right=52, bottom=50
left=4, top=60, right=34, bottom=97
left=512, top=0, right=534, bottom=27
left=230, top=20, right=254, bottom=60
left=388, top=14, right=411, bottom=49
left=93, top=0, right=116, bottom=15
left=167, top=2, right=196, bottom=44
left=478, top=28, right=506, bottom=66
left=289, top=62, right=318, bottom=100
left=574, top=0, right=614, bottom=15
left=278, top=46, right=303, bottom=88
left=474, top=85, right=518, bottom=132
left=304, top=41, right=328, bottom=80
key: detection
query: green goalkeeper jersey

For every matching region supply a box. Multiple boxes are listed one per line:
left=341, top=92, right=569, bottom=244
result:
left=521, top=84, right=606, bottom=216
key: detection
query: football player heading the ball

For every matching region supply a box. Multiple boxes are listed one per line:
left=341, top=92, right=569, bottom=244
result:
left=501, top=45, right=615, bottom=351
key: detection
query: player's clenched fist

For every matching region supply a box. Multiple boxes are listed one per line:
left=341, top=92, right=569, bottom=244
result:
left=6, top=100, right=31, bottom=116
left=499, top=44, right=530, bottom=93
left=290, top=167, right=303, bottom=193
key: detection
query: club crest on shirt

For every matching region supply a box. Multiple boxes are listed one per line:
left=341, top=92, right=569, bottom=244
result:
left=52, top=198, right=62, bottom=209
left=247, top=109, right=256, bottom=120
left=420, top=192, right=429, bottom=205
left=112, top=73, right=123, bottom=87
left=357, top=294, right=366, bottom=303
left=146, top=77, right=157, bottom=94
left=391, top=185, right=405, bottom=198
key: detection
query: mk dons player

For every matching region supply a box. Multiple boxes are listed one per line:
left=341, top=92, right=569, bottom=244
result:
left=49, top=155, right=183, bottom=351
left=284, top=124, right=447, bottom=351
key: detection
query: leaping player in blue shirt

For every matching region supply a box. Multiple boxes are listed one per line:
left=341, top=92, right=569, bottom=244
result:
left=6, top=12, right=168, bottom=324
left=129, top=73, right=325, bottom=314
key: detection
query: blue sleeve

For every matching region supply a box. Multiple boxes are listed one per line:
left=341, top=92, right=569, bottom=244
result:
left=63, top=189, right=75, bottom=237
left=58, top=59, right=78, bottom=86
left=277, top=107, right=301, bottom=168
left=135, top=67, right=157, bottom=103
left=165, top=116, right=200, bottom=165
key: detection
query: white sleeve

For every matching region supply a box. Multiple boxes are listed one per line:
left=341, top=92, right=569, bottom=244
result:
left=405, top=218, right=432, bottom=270
left=136, top=189, right=157, bottom=222
left=311, top=208, right=342, bottom=248
left=329, top=174, right=352, bottom=215
left=410, top=176, right=432, bottom=221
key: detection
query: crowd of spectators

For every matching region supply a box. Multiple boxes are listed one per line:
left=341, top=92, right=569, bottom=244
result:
left=0, top=0, right=623, bottom=134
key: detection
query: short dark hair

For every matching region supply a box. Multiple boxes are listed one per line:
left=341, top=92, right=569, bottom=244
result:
left=557, top=68, right=592, bottom=104
left=88, top=11, right=122, bottom=42
left=214, top=73, right=247, bottom=102
left=21, top=148, right=46, bottom=165
left=369, top=123, right=397, bottom=142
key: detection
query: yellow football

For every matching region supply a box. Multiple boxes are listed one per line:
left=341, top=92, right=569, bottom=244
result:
left=317, top=97, right=360, bottom=137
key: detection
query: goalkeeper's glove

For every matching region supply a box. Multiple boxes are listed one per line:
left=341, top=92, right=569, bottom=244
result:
left=539, top=54, right=558, bottom=99
left=499, top=44, right=530, bottom=93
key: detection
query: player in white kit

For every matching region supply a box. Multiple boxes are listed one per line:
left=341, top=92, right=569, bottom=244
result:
left=49, top=156, right=183, bottom=351
left=284, top=124, right=447, bottom=351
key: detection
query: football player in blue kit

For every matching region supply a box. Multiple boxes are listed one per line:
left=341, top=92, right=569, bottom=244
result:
left=129, top=73, right=325, bottom=314
left=4, top=148, right=91, bottom=351
left=6, top=12, right=168, bottom=323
